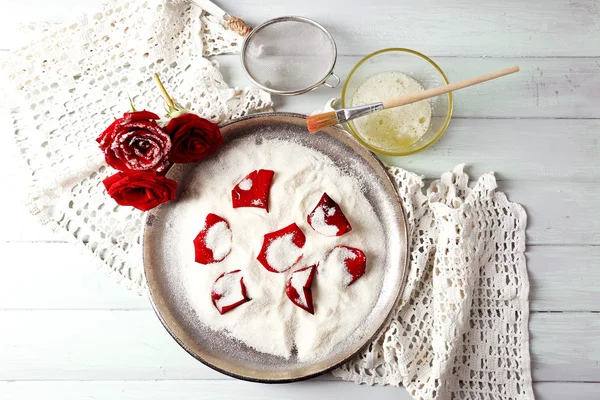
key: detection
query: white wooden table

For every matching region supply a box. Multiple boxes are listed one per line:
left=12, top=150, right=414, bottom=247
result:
left=1, top=1, right=599, bottom=398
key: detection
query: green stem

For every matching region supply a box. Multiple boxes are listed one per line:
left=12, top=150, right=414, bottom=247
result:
left=128, top=96, right=137, bottom=112
left=154, top=73, right=175, bottom=110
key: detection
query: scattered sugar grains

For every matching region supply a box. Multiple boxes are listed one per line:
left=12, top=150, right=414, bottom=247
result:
left=165, top=137, right=386, bottom=361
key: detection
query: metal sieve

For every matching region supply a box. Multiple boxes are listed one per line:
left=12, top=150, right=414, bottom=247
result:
left=241, top=16, right=339, bottom=96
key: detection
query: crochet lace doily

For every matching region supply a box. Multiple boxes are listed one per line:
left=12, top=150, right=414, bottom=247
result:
left=334, top=165, right=532, bottom=400
left=1, top=0, right=272, bottom=292
left=2, top=2, right=532, bottom=399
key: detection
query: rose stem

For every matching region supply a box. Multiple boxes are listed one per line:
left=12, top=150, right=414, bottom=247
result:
left=153, top=73, right=175, bottom=110
left=128, top=96, right=137, bottom=112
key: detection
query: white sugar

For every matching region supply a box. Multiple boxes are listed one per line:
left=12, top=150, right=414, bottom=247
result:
left=205, top=221, right=232, bottom=261
left=238, top=178, right=253, bottom=191
left=320, top=247, right=357, bottom=287
left=310, top=205, right=339, bottom=236
left=289, top=268, right=312, bottom=308
left=265, top=233, right=303, bottom=272
left=165, top=137, right=386, bottom=361
left=213, top=271, right=244, bottom=313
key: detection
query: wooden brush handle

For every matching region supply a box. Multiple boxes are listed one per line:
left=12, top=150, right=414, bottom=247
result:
left=381, top=65, right=520, bottom=109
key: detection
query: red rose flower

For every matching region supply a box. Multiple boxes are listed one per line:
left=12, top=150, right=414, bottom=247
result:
left=164, top=113, right=223, bottom=163
left=103, top=171, right=178, bottom=211
left=97, top=110, right=171, bottom=172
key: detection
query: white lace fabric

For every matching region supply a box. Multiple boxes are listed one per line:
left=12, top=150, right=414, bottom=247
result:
left=1, top=2, right=533, bottom=399
left=334, top=165, right=532, bottom=400
left=1, top=0, right=272, bottom=291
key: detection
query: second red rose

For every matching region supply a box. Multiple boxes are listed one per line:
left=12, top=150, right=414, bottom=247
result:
left=164, top=113, right=224, bottom=163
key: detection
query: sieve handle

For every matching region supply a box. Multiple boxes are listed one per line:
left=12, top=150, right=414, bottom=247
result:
left=189, top=0, right=228, bottom=18
left=323, top=73, right=340, bottom=88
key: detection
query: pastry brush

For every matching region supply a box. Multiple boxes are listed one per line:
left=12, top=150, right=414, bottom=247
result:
left=306, top=65, right=519, bottom=134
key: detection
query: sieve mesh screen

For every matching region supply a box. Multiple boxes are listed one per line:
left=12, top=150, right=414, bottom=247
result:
left=243, top=19, right=336, bottom=93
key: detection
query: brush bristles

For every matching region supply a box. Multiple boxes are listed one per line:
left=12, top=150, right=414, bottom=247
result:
left=306, top=112, right=338, bottom=134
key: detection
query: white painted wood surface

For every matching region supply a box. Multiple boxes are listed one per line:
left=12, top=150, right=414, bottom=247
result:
left=1, top=382, right=599, bottom=400
left=1, top=0, right=599, bottom=398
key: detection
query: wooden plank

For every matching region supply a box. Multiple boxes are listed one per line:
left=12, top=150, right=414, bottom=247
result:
left=535, top=382, right=600, bottom=399
left=227, top=0, right=600, bottom=57
left=1, top=381, right=599, bottom=400
left=0, top=380, right=406, bottom=400
left=0, top=381, right=598, bottom=400
left=2, top=243, right=598, bottom=312
left=0, top=310, right=225, bottom=381
left=531, top=313, right=600, bottom=383
left=529, top=246, right=600, bottom=312
left=0, top=310, right=597, bottom=382
left=381, top=119, right=600, bottom=182
left=8, top=0, right=600, bottom=57
left=507, top=181, right=599, bottom=246
left=3, top=0, right=598, bottom=56
left=217, top=56, right=600, bottom=119
left=0, top=242, right=147, bottom=310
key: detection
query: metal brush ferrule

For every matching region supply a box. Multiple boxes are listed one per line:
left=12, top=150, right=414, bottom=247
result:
left=335, top=102, right=384, bottom=124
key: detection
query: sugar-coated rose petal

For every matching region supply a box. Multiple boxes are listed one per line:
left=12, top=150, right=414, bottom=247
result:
left=257, top=223, right=306, bottom=273
left=285, top=265, right=316, bottom=314
left=232, top=169, right=274, bottom=212
left=97, top=111, right=171, bottom=172
left=307, top=193, right=352, bottom=237
left=322, top=246, right=367, bottom=286
left=102, top=171, right=177, bottom=211
left=211, top=270, right=250, bottom=314
left=193, top=214, right=233, bottom=264
left=164, top=113, right=224, bottom=163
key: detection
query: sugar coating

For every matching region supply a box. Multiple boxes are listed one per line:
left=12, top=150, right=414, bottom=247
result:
left=289, top=267, right=313, bottom=308
left=310, top=205, right=339, bottom=236
left=205, top=221, right=232, bottom=261
left=212, top=271, right=244, bottom=313
left=238, top=178, right=253, bottom=191
left=320, top=246, right=358, bottom=287
left=265, top=233, right=303, bottom=272
left=164, top=137, right=386, bottom=361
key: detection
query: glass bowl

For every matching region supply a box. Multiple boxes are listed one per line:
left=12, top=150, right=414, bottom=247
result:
left=341, top=48, right=453, bottom=156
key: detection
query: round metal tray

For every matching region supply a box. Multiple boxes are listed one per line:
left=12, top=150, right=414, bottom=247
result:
left=143, top=113, right=409, bottom=383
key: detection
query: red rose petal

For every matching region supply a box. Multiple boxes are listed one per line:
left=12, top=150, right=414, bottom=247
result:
left=324, top=246, right=367, bottom=286
left=285, top=265, right=316, bottom=314
left=165, top=113, right=224, bottom=164
left=97, top=110, right=170, bottom=172
left=102, top=171, right=177, bottom=212
left=232, top=169, right=274, bottom=212
left=307, top=193, right=352, bottom=237
left=257, top=223, right=306, bottom=273
left=211, top=270, right=250, bottom=315
left=193, top=214, right=233, bottom=264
